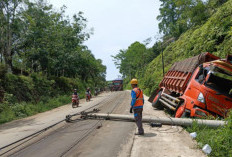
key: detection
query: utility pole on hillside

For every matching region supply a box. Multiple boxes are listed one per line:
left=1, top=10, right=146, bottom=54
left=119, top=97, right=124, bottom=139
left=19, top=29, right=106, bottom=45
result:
left=160, top=37, right=175, bottom=77
left=161, top=46, right=165, bottom=77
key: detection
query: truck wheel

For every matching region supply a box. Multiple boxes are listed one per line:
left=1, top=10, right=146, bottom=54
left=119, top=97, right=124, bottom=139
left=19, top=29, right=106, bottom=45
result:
left=175, top=104, right=186, bottom=118
left=152, top=91, right=164, bottom=110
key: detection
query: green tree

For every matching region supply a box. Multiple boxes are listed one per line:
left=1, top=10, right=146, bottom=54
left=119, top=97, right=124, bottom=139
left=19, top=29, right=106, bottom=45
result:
left=18, top=0, right=93, bottom=78
left=0, top=0, right=106, bottom=92
left=112, top=42, right=155, bottom=79
left=207, top=0, right=228, bottom=14
left=0, top=0, right=23, bottom=72
left=157, top=0, right=178, bottom=37
left=157, top=0, right=209, bottom=38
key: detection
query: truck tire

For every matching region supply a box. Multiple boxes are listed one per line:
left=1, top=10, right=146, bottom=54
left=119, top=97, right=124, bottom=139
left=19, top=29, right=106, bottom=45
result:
left=152, top=91, right=164, bottom=110
left=175, top=103, right=186, bottom=118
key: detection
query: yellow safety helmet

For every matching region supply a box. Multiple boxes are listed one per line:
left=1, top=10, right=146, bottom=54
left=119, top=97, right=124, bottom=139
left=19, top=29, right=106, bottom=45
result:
left=130, top=78, right=138, bottom=85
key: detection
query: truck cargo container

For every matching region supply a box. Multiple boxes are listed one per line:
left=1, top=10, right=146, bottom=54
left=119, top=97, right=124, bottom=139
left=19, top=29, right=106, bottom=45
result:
left=148, top=52, right=232, bottom=118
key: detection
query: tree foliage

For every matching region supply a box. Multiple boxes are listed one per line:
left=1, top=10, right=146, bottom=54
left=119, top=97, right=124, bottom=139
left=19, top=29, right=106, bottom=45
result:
left=0, top=0, right=23, bottom=72
left=0, top=0, right=106, bottom=104
left=0, top=0, right=106, bottom=82
left=157, top=0, right=228, bottom=38
left=112, top=42, right=156, bottom=80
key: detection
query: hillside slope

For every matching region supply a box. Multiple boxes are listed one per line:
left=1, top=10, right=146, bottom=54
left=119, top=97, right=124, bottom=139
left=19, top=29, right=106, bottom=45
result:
left=139, top=0, right=232, bottom=95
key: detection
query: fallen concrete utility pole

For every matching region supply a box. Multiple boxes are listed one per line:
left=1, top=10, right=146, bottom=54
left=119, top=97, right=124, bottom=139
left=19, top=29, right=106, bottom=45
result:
left=85, top=113, right=226, bottom=128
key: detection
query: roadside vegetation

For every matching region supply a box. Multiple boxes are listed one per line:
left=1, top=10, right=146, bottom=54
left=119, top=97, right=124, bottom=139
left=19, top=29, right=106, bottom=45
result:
left=113, top=0, right=232, bottom=156
left=0, top=0, right=106, bottom=124
left=0, top=95, right=70, bottom=124
left=186, top=112, right=232, bottom=157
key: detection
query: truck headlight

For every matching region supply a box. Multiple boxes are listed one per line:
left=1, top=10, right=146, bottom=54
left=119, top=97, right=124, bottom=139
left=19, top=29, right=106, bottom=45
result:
left=197, top=92, right=205, bottom=103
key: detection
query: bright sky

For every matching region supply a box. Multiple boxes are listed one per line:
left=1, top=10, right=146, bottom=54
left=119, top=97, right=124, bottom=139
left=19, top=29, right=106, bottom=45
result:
left=48, top=0, right=161, bottom=80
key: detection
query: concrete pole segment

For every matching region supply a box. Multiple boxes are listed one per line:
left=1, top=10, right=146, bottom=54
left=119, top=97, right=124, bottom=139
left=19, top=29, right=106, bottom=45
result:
left=87, top=113, right=226, bottom=128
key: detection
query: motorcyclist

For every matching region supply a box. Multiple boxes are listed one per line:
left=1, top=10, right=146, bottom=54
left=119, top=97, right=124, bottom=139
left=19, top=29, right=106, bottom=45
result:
left=85, top=87, right=91, bottom=101
left=73, top=89, right=78, bottom=96
left=72, top=89, right=79, bottom=107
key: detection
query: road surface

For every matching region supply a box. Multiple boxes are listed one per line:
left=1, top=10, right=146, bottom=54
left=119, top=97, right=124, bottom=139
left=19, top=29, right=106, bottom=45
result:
left=0, top=91, right=205, bottom=157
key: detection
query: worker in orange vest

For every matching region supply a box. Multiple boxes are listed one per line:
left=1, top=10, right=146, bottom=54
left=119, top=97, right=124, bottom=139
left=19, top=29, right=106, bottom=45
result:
left=130, top=78, right=144, bottom=135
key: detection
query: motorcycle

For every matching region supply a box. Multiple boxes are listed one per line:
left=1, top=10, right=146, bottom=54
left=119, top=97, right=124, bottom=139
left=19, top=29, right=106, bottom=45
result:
left=72, top=94, right=79, bottom=108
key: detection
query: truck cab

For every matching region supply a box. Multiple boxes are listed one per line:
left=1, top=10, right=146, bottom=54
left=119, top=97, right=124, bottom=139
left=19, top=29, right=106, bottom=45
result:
left=178, top=61, right=232, bottom=118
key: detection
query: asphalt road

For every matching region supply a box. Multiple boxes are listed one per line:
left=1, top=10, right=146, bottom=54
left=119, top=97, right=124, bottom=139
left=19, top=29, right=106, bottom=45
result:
left=9, top=91, right=135, bottom=157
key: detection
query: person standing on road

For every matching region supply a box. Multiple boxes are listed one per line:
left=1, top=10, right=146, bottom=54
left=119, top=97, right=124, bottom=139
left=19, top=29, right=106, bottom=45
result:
left=130, top=78, right=144, bottom=135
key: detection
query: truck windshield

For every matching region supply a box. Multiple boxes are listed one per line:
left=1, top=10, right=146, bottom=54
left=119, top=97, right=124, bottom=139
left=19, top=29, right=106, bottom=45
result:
left=205, top=66, right=232, bottom=98
left=113, top=82, right=121, bottom=86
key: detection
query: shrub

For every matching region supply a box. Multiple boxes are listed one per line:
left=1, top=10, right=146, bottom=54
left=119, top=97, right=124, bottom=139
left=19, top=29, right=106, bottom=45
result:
left=3, top=93, right=17, bottom=104
left=30, top=73, right=55, bottom=100
left=0, top=95, right=70, bottom=124
left=53, top=76, right=73, bottom=93
left=3, top=74, right=34, bottom=101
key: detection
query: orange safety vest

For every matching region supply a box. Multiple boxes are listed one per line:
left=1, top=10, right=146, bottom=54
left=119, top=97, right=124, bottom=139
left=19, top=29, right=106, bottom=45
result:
left=133, top=87, right=144, bottom=107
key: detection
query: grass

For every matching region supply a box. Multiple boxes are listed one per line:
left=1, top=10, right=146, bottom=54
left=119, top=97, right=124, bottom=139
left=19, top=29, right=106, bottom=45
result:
left=0, top=95, right=71, bottom=124
left=186, top=112, right=232, bottom=157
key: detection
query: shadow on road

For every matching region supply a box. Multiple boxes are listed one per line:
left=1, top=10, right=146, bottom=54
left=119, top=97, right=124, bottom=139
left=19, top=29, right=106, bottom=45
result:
left=0, top=118, right=36, bottom=131
left=143, top=132, right=157, bottom=137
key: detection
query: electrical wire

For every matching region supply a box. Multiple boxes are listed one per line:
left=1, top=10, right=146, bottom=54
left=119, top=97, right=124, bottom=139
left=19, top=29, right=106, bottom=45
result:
left=0, top=92, right=116, bottom=155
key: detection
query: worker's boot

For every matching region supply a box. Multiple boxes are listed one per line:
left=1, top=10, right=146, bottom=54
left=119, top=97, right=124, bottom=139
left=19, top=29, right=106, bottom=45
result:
left=134, top=132, right=144, bottom=135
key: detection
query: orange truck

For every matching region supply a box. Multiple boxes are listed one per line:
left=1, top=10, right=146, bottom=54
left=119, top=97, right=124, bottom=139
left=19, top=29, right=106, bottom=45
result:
left=148, top=52, right=232, bottom=118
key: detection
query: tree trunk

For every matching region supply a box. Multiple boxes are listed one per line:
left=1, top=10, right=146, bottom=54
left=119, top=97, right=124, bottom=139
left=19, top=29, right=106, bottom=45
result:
left=5, top=28, right=13, bottom=73
left=0, top=47, right=3, bottom=63
left=0, top=29, right=3, bottom=64
left=5, top=54, right=13, bottom=73
left=1, top=0, right=19, bottom=73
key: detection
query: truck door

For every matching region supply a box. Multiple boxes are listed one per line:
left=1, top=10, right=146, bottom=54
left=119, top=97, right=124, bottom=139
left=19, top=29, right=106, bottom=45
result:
left=205, top=91, right=227, bottom=117
left=204, top=67, right=232, bottom=117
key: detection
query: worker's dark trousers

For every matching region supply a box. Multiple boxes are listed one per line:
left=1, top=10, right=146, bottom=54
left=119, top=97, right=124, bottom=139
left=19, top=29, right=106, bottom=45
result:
left=133, top=108, right=144, bottom=134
